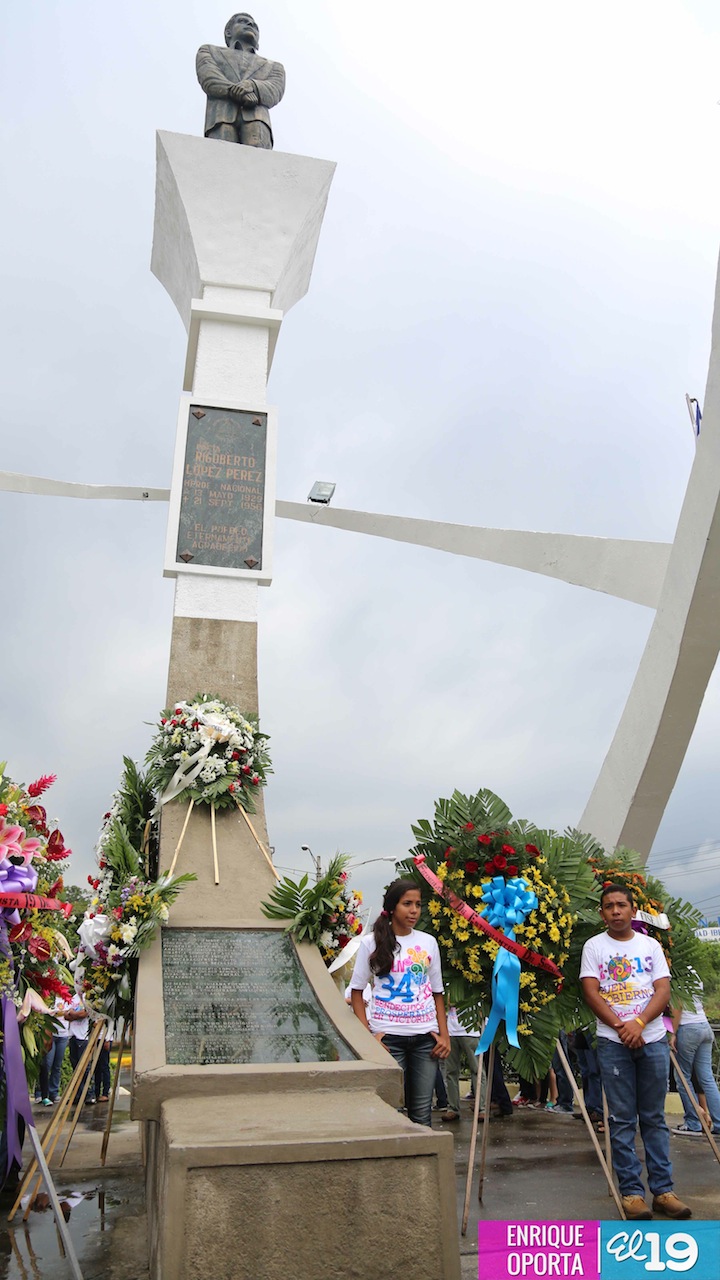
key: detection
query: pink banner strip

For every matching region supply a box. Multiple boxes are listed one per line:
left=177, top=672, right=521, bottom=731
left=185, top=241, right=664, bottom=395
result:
left=413, top=855, right=563, bottom=984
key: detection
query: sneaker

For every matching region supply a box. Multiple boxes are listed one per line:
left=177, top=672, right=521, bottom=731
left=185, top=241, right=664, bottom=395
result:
left=652, top=1192, right=691, bottom=1220
left=621, top=1195, right=652, bottom=1221
left=42, top=1098, right=53, bottom=1107
left=440, top=1110, right=460, bottom=1122
left=85, top=1097, right=96, bottom=1106
left=672, top=1124, right=702, bottom=1137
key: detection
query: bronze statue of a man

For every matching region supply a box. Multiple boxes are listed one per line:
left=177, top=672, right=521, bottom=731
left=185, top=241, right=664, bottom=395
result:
left=196, top=14, right=285, bottom=149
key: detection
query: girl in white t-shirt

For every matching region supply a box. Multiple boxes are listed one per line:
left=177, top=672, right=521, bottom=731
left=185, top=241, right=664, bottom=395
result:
left=349, top=878, right=450, bottom=1126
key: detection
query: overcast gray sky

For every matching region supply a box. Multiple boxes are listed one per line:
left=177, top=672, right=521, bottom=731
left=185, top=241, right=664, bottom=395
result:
left=2, top=0, right=720, bottom=921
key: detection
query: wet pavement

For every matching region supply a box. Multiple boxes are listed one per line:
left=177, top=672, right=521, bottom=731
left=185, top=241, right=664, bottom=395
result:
left=445, top=1092, right=720, bottom=1279
left=1, top=1081, right=718, bottom=1278
left=0, top=1072, right=148, bottom=1280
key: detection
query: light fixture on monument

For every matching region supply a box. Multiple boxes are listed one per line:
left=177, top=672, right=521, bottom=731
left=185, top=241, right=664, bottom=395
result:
left=307, top=480, right=336, bottom=505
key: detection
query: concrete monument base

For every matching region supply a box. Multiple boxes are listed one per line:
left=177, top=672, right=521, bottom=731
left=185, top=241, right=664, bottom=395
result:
left=144, top=1091, right=459, bottom=1280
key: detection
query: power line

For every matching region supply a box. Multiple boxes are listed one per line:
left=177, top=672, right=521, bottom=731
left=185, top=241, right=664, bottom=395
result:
left=649, top=838, right=720, bottom=865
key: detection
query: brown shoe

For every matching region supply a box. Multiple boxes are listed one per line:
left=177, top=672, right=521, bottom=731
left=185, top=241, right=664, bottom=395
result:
left=621, top=1195, right=652, bottom=1220
left=440, top=1109, right=460, bottom=1122
left=652, top=1192, right=691, bottom=1220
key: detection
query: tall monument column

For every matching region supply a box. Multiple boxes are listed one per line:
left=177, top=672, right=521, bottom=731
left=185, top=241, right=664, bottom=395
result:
left=151, top=129, right=336, bottom=919
left=133, top=130, right=460, bottom=1280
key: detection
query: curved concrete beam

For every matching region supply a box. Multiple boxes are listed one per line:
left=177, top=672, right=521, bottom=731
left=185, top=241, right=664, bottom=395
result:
left=580, top=255, right=720, bottom=859
left=276, top=501, right=670, bottom=608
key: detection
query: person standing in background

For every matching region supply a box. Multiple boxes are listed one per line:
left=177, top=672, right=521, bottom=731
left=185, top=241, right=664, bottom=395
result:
left=671, top=980, right=720, bottom=1136
left=66, top=995, right=95, bottom=1105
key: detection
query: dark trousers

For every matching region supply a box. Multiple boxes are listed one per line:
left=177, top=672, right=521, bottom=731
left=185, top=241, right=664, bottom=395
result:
left=69, top=1037, right=94, bottom=1100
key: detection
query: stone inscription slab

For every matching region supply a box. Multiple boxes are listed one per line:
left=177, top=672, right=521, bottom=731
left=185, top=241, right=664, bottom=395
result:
left=176, top=405, right=267, bottom=570
left=162, top=928, right=356, bottom=1065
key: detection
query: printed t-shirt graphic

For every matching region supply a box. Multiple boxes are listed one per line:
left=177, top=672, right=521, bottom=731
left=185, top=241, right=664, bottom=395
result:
left=579, top=931, right=669, bottom=1044
left=349, top=929, right=444, bottom=1036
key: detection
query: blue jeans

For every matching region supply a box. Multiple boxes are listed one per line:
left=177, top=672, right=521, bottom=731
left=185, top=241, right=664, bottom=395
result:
left=597, top=1037, right=673, bottom=1198
left=381, top=1033, right=437, bottom=1127
left=674, top=1022, right=720, bottom=1132
left=45, top=1036, right=68, bottom=1102
left=576, top=1042, right=603, bottom=1115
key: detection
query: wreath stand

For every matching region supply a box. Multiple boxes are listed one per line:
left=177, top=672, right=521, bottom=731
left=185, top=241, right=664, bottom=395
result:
left=461, top=1035, right=626, bottom=1233
left=8, top=1020, right=107, bottom=1225
left=100, top=1021, right=131, bottom=1166
left=3, top=1025, right=108, bottom=1280
left=168, top=798, right=278, bottom=884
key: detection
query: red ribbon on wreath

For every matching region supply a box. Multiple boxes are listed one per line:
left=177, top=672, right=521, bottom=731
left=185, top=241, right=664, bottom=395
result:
left=413, top=855, right=563, bottom=986
left=0, top=893, right=73, bottom=917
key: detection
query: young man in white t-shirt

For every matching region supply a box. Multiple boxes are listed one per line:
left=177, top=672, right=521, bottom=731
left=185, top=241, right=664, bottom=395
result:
left=580, top=883, right=691, bottom=1223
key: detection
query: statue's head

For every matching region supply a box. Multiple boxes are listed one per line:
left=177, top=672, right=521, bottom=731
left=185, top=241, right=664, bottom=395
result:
left=224, top=13, right=259, bottom=51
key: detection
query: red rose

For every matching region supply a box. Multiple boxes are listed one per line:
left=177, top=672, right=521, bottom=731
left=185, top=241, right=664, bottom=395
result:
left=525, top=844, right=540, bottom=856
left=484, top=861, right=495, bottom=874
left=242, top=765, right=252, bottom=775
left=464, top=860, right=479, bottom=875
left=113, top=907, right=123, bottom=920
left=87, top=875, right=94, bottom=885
left=477, top=834, right=492, bottom=846
left=228, top=783, right=236, bottom=793
left=443, top=846, right=455, bottom=862
left=492, top=855, right=507, bottom=871
left=501, top=844, right=515, bottom=856
left=338, top=935, right=349, bottom=948
left=0, top=804, right=7, bottom=817
left=462, top=822, right=475, bottom=832
left=161, top=718, right=167, bottom=725
left=508, top=866, right=518, bottom=877
left=232, top=752, right=240, bottom=761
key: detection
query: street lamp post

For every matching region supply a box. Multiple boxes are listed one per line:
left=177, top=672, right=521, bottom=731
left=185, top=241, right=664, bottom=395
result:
left=301, top=843, right=322, bottom=883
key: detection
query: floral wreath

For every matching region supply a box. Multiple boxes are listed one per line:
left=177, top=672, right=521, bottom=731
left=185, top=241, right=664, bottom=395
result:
left=415, top=825, right=573, bottom=1036
left=146, top=694, right=271, bottom=812
left=77, top=758, right=194, bottom=1020
left=261, top=854, right=365, bottom=968
left=146, top=695, right=274, bottom=886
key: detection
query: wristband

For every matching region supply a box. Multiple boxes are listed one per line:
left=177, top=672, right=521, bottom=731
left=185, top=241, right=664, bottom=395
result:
left=635, top=1016, right=646, bottom=1028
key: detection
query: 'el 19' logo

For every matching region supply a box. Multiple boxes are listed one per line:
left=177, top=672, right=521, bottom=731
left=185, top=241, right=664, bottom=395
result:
left=606, top=1229, right=698, bottom=1272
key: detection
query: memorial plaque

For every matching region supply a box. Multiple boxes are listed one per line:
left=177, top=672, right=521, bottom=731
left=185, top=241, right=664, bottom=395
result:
left=162, top=928, right=357, bottom=1065
left=176, top=405, right=267, bottom=570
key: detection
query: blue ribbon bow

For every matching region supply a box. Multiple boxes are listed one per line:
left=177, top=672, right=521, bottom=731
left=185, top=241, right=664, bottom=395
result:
left=477, top=875, right=538, bottom=1053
